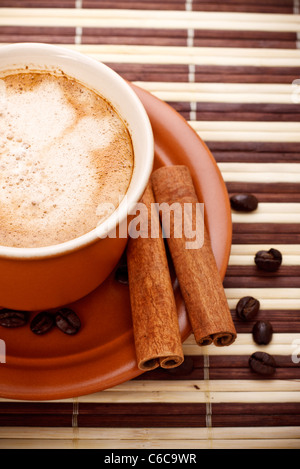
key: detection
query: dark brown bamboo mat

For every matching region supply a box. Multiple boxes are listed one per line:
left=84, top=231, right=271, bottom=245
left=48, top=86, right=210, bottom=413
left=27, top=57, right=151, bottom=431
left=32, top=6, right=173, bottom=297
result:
left=0, top=0, right=300, bottom=450
left=0, top=26, right=297, bottom=48
left=0, top=0, right=296, bottom=14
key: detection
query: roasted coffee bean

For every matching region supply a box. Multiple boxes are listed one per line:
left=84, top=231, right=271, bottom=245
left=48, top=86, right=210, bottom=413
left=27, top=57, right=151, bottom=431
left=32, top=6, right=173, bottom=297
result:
left=249, top=351, right=276, bottom=376
left=0, top=309, right=28, bottom=328
left=30, top=311, right=55, bottom=335
left=230, top=193, right=258, bottom=212
left=255, top=248, right=282, bottom=272
left=252, top=320, right=273, bottom=345
left=115, top=264, right=128, bottom=285
left=236, top=296, right=260, bottom=321
left=55, top=308, right=81, bottom=335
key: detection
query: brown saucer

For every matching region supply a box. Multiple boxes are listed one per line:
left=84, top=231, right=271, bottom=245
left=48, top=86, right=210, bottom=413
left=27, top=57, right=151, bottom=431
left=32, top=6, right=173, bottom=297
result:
left=0, top=84, right=232, bottom=401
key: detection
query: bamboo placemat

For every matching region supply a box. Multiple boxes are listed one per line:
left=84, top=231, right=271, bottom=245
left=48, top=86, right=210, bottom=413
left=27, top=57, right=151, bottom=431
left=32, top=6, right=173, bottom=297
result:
left=0, top=0, right=300, bottom=450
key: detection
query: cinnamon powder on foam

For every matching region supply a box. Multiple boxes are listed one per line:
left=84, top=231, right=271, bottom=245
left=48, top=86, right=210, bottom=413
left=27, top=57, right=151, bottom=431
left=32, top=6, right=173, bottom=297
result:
left=0, top=72, right=134, bottom=248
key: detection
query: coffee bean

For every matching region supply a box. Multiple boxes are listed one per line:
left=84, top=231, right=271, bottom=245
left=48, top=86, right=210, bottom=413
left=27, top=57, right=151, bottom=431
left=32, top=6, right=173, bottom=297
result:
left=255, top=248, right=282, bottom=272
left=252, top=320, right=273, bottom=345
left=0, top=309, right=28, bottom=328
left=249, top=351, right=276, bottom=376
left=236, top=296, right=260, bottom=321
left=30, top=311, right=55, bottom=335
left=230, top=194, right=258, bottom=212
left=55, top=308, right=81, bottom=335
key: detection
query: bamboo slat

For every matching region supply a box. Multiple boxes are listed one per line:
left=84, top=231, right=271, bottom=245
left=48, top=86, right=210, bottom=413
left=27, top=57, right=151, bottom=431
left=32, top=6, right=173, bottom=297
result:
left=228, top=299, right=300, bottom=309
left=104, top=64, right=300, bottom=84
left=3, top=389, right=299, bottom=404
left=166, top=93, right=297, bottom=104
left=225, top=288, right=300, bottom=299
left=200, top=132, right=300, bottom=142
left=225, top=276, right=300, bottom=289
left=221, top=172, right=300, bottom=183
left=1, top=25, right=297, bottom=49
left=0, top=426, right=299, bottom=440
left=40, top=44, right=300, bottom=58
left=192, top=122, right=300, bottom=132
left=90, top=379, right=300, bottom=393
left=195, top=123, right=300, bottom=142
left=139, top=82, right=295, bottom=93
left=232, top=217, right=300, bottom=226
left=5, top=391, right=300, bottom=405
left=1, top=379, right=299, bottom=399
left=219, top=163, right=300, bottom=173
left=139, top=89, right=298, bottom=104
left=0, top=8, right=299, bottom=32
left=1, top=9, right=297, bottom=24
left=2, top=43, right=300, bottom=68
left=233, top=206, right=300, bottom=215
left=231, top=235, right=300, bottom=246
left=230, top=244, right=300, bottom=253
left=0, top=437, right=299, bottom=449
left=73, top=391, right=300, bottom=404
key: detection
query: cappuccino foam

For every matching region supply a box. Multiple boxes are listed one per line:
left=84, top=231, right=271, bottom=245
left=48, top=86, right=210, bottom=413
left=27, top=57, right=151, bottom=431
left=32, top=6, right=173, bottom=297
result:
left=0, top=71, right=134, bottom=248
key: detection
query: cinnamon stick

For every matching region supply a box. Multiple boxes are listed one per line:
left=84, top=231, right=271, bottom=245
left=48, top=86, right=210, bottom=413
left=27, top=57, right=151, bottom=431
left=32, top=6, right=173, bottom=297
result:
left=126, top=182, right=184, bottom=371
left=151, top=165, right=237, bottom=347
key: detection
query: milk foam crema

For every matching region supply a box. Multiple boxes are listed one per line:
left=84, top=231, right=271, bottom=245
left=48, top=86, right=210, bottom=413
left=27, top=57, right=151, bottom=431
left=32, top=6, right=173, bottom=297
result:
left=0, top=71, right=134, bottom=248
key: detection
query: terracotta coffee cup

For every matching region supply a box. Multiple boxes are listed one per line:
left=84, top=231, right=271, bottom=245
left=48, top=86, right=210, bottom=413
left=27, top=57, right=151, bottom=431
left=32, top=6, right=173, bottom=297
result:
left=0, top=43, right=154, bottom=311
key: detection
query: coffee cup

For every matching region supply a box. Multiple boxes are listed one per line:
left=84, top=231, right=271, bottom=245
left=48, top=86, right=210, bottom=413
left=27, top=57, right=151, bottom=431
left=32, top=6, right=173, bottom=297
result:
left=0, top=43, right=154, bottom=311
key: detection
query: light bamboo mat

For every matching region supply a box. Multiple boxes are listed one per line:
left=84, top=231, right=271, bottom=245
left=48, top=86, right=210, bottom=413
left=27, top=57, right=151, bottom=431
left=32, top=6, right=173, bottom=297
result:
left=0, top=0, right=300, bottom=450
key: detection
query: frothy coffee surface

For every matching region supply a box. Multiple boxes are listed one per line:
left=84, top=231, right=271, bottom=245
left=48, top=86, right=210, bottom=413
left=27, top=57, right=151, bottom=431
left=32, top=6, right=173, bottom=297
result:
left=0, top=71, right=134, bottom=248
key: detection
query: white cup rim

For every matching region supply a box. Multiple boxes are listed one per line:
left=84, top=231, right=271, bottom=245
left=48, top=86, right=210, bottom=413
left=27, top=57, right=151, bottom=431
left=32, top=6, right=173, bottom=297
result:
left=0, top=43, right=154, bottom=259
